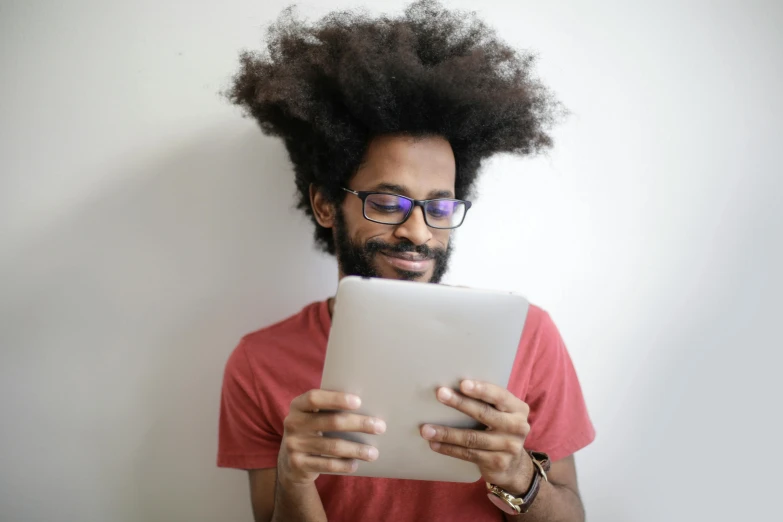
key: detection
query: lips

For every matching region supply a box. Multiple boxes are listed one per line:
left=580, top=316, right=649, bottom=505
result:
left=380, top=251, right=433, bottom=272
left=382, top=251, right=431, bottom=261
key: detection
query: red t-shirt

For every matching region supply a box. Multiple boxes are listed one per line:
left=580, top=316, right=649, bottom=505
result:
left=218, top=300, right=595, bottom=521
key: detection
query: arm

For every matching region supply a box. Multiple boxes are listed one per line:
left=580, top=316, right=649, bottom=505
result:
left=248, top=469, right=278, bottom=522
left=248, top=469, right=327, bottom=522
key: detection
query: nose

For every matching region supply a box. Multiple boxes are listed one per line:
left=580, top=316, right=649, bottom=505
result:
left=393, top=205, right=433, bottom=246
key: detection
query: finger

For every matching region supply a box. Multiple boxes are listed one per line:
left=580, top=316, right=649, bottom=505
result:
left=420, top=424, right=523, bottom=454
left=289, top=453, right=360, bottom=474
left=436, top=387, right=507, bottom=430
left=294, top=436, right=380, bottom=462
left=459, top=380, right=528, bottom=414
left=428, top=441, right=511, bottom=471
left=311, top=411, right=387, bottom=435
left=291, top=389, right=362, bottom=413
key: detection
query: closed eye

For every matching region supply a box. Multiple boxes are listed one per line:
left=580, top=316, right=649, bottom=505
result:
left=369, top=201, right=404, bottom=213
left=426, top=201, right=456, bottom=218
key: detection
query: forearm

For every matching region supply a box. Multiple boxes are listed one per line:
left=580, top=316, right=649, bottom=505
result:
left=270, top=475, right=327, bottom=522
left=503, top=480, right=585, bottom=522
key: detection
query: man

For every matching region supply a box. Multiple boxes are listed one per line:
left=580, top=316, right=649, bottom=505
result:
left=218, top=1, right=595, bottom=520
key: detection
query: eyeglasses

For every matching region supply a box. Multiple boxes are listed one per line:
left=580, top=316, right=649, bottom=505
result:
left=342, top=187, right=472, bottom=229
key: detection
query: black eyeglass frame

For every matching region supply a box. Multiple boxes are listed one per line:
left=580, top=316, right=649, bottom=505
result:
left=342, top=187, right=472, bottom=229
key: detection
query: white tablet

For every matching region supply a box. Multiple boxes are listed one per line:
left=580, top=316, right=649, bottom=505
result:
left=320, top=276, right=529, bottom=483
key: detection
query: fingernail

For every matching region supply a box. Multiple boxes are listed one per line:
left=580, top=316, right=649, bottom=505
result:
left=462, top=380, right=475, bottom=392
left=438, top=388, right=453, bottom=402
left=367, top=447, right=379, bottom=461
left=350, top=460, right=359, bottom=472
left=430, top=442, right=441, bottom=451
left=422, top=425, right=436, bottom=439
left=373, top=419, right=387, bottom=434
left=346, top=395, right=361, bottom=408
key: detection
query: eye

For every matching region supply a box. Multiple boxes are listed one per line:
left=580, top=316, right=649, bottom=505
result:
left=369, top=201, right=403, bottom=213
left=426, top=201, right=455, bottom=218
left=366, top=194, right=409, bottom=214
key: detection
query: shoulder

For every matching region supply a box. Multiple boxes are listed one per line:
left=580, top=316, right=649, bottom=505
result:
left=515, top=305, right=596, bottom=458
left=508, top=303, right=570, bottom=393
left=223, top=300, right=329, bottom=396
left=235, top=300, right=328, bottom=364
left=243, top=300, right=326, bottom=348
left=519, top=303, right=563, bottom=355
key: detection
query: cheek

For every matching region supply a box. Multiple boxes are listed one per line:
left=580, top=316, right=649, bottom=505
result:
left=352, top=220, right=395, bottom=243
left=340, top=204, right=369, bottom=238
left=433, top=230, right=452, bottom=248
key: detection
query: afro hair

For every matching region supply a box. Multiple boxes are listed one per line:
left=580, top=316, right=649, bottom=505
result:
left=228, top=0, right=560, bottom=254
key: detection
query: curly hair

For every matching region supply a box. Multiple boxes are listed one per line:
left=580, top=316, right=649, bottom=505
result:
left=228, top=0, right=560, bottom=254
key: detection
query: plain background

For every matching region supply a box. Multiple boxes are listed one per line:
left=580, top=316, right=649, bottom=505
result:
left=1, top=0, right=781, bottom=520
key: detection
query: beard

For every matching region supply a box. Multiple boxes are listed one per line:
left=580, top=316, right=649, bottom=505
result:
left=333, top=208, right=452, bottom=284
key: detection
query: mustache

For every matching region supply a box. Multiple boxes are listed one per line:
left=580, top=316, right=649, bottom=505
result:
left=364, top=239, right=441, bottom=259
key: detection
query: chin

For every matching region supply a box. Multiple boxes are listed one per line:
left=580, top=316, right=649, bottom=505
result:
left=375, top=265, right=433, bottom=282
left=395, top=269, right=432, bottom=282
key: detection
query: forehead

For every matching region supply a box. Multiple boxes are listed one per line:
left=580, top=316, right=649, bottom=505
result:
left=350, top=135, right=456, bottom=197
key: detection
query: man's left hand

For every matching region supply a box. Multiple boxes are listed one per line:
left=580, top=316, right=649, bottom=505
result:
left=420, top=379, right=533, bottom=494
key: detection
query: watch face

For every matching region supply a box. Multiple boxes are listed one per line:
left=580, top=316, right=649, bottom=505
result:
left=488, top=493, right=519, bottom=515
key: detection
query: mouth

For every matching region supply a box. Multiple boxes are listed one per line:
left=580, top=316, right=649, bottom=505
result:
left=379, top=251, right=433, bottom=273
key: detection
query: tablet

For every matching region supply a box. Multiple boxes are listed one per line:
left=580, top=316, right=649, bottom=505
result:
left=320, top=276, right=529, bottom=483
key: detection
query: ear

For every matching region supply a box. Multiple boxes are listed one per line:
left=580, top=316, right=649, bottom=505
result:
left=309, top=184, right=336, bottom=228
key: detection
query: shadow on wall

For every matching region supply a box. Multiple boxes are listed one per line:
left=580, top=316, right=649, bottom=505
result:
left=1, top=126, right=334, bottom=521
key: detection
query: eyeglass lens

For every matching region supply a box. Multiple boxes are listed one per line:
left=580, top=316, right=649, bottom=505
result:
left=364, top=193, right=466, bottom=228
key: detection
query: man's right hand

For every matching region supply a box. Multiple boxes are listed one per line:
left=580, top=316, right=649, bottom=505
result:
left=277, top=389, right=386, bottom=486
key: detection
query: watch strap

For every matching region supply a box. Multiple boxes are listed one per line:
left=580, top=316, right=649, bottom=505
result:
left=517, top=451, right=550, bottom=513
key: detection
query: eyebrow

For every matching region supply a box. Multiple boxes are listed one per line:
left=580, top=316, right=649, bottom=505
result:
left=370, top=182, right=455, bottom=200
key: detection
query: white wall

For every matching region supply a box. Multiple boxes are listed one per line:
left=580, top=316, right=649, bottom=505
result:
left=1, top=1, right=780, bottom=520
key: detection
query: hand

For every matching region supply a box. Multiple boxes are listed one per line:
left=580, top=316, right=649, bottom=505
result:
left=278, top=389, right=386, bottom=485
left=420, top=380, right=533, bottom=493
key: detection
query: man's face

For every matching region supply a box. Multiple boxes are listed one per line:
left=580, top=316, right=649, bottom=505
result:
left=326, top=135, right=457, bottom=283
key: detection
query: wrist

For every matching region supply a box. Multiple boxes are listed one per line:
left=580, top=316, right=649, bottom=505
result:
left=486, top=451, right=551, bottom=516
left=277, top=468, right=317, bottom=491
left=499, top=453, right=536, bottom=496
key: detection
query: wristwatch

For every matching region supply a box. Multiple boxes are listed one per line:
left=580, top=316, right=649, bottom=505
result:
left=486, top=451, right=551, bottom=516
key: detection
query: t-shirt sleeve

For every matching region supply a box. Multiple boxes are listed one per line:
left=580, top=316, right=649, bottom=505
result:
left=217, top=340, right=281, bottom=470
left=523, top=311, right=595, bottom=462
